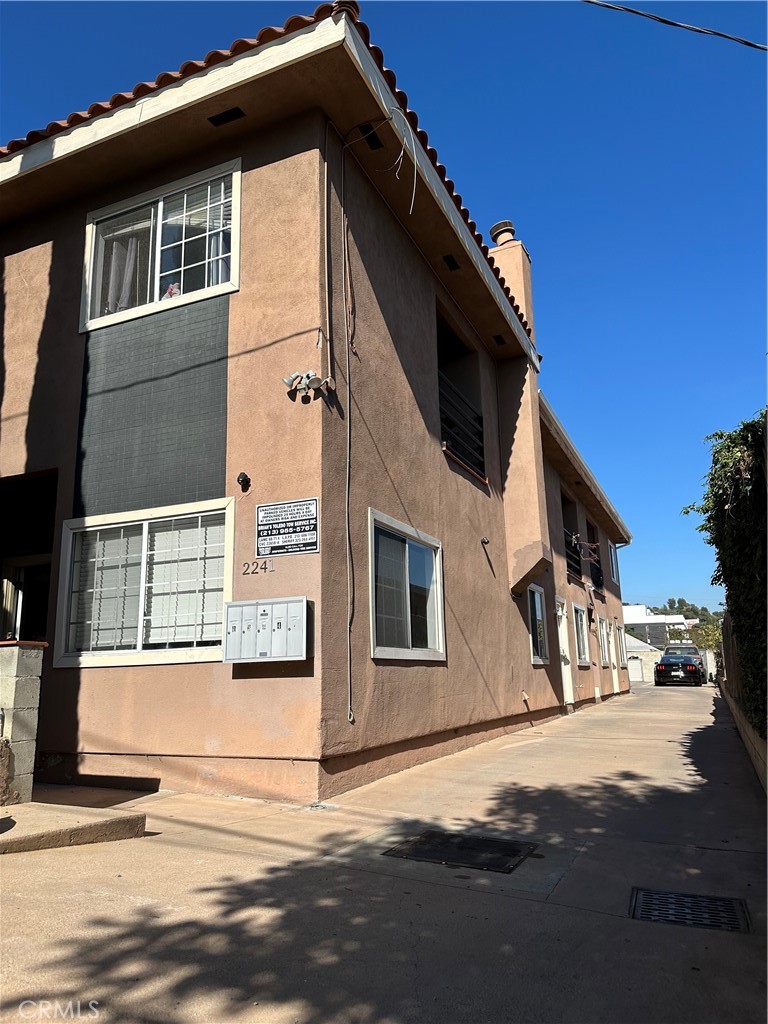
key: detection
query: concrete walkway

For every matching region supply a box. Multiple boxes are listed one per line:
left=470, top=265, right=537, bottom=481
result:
left=0, top=683, right=764, bottom=1024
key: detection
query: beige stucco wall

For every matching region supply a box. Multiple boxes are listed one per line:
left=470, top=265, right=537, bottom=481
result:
left=2, top=115, right=328, bottom=799
left=544, top=460, right=629, bottom=703
left=317, top=144, right=565, bottom=786
left=2, top=110, right=627, bottom=801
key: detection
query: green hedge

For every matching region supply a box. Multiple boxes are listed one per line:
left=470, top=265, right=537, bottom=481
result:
left=684, top=411, right=767, bottom=737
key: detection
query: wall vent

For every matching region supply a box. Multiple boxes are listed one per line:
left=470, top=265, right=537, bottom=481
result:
left=358, top=122, right=384, bottom=150
left=442, top=254, right=460, bottom=272
left=208, top=107, right=246, bottom=128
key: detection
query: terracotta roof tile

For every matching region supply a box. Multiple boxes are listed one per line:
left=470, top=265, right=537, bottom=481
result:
left=1, top=0, right=531, bottom=338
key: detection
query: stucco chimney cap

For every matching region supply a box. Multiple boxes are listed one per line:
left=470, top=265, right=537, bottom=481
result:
left=489, top=220, right=516, bottom=244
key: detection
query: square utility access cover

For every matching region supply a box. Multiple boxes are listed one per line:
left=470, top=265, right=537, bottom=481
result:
left=382, top=829, right=536, bottom=874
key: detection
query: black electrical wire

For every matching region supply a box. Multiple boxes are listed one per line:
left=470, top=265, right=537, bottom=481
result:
left=582, top=0, right=768, bottom=52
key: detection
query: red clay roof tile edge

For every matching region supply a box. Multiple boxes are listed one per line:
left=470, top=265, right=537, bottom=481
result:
left=1, top=0, right=531, bottom=339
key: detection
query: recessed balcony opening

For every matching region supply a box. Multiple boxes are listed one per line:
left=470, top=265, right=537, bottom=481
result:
left=436, top=313, right=485, bottom=481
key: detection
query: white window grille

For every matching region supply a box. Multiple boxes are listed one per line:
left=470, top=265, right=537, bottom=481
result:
left=65, top=511, right=225, bottom=655
left=82, top=161, right=240, bottom=331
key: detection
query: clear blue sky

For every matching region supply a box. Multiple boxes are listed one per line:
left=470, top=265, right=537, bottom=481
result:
left=1, top=1, right=765, bottom=611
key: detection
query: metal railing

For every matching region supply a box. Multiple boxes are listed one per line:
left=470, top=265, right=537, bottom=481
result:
left=590, top=561, right=604, bottom=591
left=564, top=530, right=581, bottom=577
left=438, top=372, right=485, bottom=479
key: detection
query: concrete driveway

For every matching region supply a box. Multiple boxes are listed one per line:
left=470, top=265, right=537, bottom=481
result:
left=1, top=683, right=764, bottom=1024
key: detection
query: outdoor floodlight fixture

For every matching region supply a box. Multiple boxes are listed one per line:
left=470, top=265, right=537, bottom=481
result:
left=284, top=371, right=336, bottom=396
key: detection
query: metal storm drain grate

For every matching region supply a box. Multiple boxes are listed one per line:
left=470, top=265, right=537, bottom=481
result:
left=630, top=888, right=750, bottom=933
left=382, top=830, right=537, bottom=874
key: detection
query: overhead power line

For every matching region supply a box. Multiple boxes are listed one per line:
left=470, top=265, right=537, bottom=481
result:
left=581, top=0, right=768, bottom=52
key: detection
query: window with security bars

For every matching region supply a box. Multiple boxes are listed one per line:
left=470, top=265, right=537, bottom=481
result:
left=66, top=512, right=225, bottom=654
left=89, top=171, right=233, bottom=321
left=527, top=584, right=549, bottom=662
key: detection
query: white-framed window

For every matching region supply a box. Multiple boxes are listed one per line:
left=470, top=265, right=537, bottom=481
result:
left=527, top=584, right=549, bottom=664
left=617, top=622, right=627, bottom=666
left=608, top=542, right=620, bottom=584
left=573, top=604, right=590, bottom=666
left=368, top=509, right=445, bottom=661
left=81, top=160, right=241, bottom=332
left=54, top=498, right=234, bottom=667
left=598, top=616, right=610, bottom=667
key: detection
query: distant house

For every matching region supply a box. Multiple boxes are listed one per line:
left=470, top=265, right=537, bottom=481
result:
left=625, top=633, right=662, bottom=683
left=1, top=0, right=631, bottom=802
left=623, top=605, right=689, bottom=649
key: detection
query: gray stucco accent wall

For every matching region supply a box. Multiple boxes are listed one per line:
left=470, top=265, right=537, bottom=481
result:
left=75, top=297, right=228, bottom=517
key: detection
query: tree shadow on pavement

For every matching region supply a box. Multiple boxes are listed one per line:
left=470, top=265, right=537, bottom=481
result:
left=2, top=698, right=765, bottom=1024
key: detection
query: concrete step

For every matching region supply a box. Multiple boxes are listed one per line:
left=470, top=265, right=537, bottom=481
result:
left=0, top=802, right=145, bottom=854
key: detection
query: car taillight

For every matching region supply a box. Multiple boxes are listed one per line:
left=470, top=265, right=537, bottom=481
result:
left=686, top=665, right=695, bottom=672
left=657, top=665, right=665, bottom=671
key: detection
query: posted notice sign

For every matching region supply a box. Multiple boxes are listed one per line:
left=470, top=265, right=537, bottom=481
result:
left=256, top=498, right=319, bottom=557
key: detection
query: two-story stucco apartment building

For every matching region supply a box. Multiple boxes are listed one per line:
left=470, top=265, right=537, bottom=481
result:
left=0, top=0, right=631, bottom=803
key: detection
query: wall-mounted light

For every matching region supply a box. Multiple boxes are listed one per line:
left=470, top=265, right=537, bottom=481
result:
left=236, top=472, right=251, bottom=493
left=283, top=371, right=337, bottom=396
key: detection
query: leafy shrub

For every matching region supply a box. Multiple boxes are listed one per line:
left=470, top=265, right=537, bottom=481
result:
left=684, top=411, right=766, bottom=736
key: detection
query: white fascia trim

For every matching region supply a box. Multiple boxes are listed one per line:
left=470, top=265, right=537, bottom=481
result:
left=53, top=497, right=235, bottom=669
left=341, top=22, right=539, bottom=368
left=0, top=16, right=347, bottom=184
left=539, top=391, right=632, bottom=544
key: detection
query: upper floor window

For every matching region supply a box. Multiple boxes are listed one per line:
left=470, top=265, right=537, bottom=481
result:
left=368, top=509, right=445, bottom=661
left=527, top=584, right=549, bottom=664
left=81, top=160, right=240, bottom=331
left=436, top=313, right=486, bottom=483
left=609, top=541, right=620, bottom=584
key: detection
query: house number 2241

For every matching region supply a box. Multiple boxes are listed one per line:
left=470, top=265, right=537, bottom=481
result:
left=242, top=559, right=276, bottom=575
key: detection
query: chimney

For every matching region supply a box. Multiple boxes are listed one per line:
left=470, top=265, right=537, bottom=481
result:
left=489, top=220, right=535, bottom=342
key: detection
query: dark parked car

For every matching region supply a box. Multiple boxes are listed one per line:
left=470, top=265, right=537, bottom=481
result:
left=654, top=654, right=704, bottom=686
left=663, top=644, right=707, bottom=679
